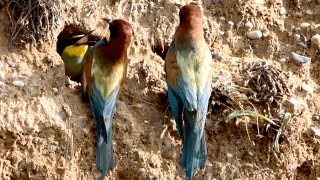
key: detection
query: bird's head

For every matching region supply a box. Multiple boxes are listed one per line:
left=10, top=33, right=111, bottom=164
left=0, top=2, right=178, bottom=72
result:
left=179, top=4, right=203, bottom=29
left=108, top=19, right=133, bottom=48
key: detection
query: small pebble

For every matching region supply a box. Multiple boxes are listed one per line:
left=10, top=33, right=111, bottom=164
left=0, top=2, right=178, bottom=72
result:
left=278, top=57, right=288, bottom=63
left=262, top=30, right=269, bottom=37
left=219, top=16, right=225, bottom=21
left=301, top=83, right=313, bottom=93
left=294, top=34, right=301, bottom=42
left=82, top=128, right=89, bottom=134
left=0, top=72, right=4, bottom=79
left=0, top=63, right=9, bottom=68
left=214, top=52, right=224, bottom=61
left=279, top=7, right=287, bottom=15
left=12, top=80, right=24, bottom=87
left=311, top=34, right=320, bottom=50
left=254, top=0, right=264, bottom=5
left=219, top=31, right=225, bottom=36
left=52, top=88, right=58, bottom=94
left=305, top=10, right=313, bottom=15
left=245, top=21, right=253, bottom=29
left=0, top=81, right=4, bottom=86
left=300, top=22, right=310, bottom=29
left=138, top=168, right=146, bottom=175
left=242, top=163, right=254, bottom=169
left=290, top=52, right=311, bottom=65
left=295, top=12, right=303, bottom=18
left=228, top=21, right=234, bottom=27
left=247, top=30, right=262, bottom=39
left=226, top=153, right=233, bottom=158
left=313, top=113, right=320, bottom=121
left=309, top=127, right=320, bottom=138
left=283, top=97, right=306, bottom=115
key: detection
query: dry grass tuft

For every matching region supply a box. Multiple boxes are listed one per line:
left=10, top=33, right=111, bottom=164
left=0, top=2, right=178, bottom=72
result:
left=6, top=0, right=61, bottom=47
left=210, top=62, right=293, bottom=152
left=244, top=61, right=290, bottom=104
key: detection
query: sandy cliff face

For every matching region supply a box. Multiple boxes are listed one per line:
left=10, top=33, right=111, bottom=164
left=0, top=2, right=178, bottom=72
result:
left=1, top=0, right=320, bottom=179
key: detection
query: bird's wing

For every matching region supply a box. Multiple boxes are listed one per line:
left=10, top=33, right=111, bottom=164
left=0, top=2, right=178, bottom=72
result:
left=165, top=42, right=197, bottom=111
left=82, top=46, right=94, bottom=97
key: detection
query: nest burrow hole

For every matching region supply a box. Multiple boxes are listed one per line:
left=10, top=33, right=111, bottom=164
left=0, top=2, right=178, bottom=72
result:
left=151, top=40, right=170, bottom=60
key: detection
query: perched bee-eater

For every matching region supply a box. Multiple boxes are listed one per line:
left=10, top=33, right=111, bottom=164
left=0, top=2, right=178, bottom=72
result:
left=82, top=19, right=132, bottom=179
left=165, top=4, right=212, bottom=179
left=59, top=31, right=97, bottom=82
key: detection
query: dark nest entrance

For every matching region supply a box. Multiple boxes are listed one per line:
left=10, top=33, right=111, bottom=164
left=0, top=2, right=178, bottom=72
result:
left=151, top=40, right=170, bottom=60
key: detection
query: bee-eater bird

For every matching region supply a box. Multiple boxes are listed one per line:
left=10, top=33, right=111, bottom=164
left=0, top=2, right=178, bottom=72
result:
left=82, top=19, right=132, bottom=179
left=59, top=32, right=97, bottom=82
left=164, top=4, right=212, bottom=179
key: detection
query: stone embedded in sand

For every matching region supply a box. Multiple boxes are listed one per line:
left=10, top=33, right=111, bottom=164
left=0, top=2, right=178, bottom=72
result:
left=279, top=7, right=287, bottom=15
left=283, top=97, right=307, bottom=115
left=0, top=63, right=9, bottom=68
left=301, top=83, right=313, bottom=93
left=0, top=72, right=4, bottom=79
left=247, top=30, right=262, bottom=39
left=294, top=34, right=301, bottom=42
left=82, top=128, right=89, bottom=135
left=214, top=52, right=224, bottom=61
left=52, top=88, right=58, bottom=94
left=278, top=57, right=288, bottom=63
left=137, top=168, right=146, bottom=176
left=289, top=52, right=311, bottom=65
left=305, top=10, right=314, bottom=15
left=311, top=34, right=320, bottom=50
left=0, top=81, right=4, bottom=86
left=12, top=80, right=24, bottom=87
left=228, top=21, right=234, bottom=27
left=245, top=21, right=253, bottom=29
left=262, top=29, right=270, bottom=37
left=254, top=0, right=264, bottom=5
left=300, top=22, right=310, bottom=29
left=309, top=127, right=320, bottom=138
left=226, top=153, right=233, bottom=162
left=219, top=16, right=226, bottom=21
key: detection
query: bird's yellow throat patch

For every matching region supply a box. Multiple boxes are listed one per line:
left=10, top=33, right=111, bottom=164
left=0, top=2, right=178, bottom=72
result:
left=64, top=45, right=89, bottom=57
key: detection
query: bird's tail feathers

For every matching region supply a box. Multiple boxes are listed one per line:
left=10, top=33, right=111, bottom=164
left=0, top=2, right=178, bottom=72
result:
left=181, top=110, right=207, bottom=180
left=95, top=114, right=116, bottom=179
